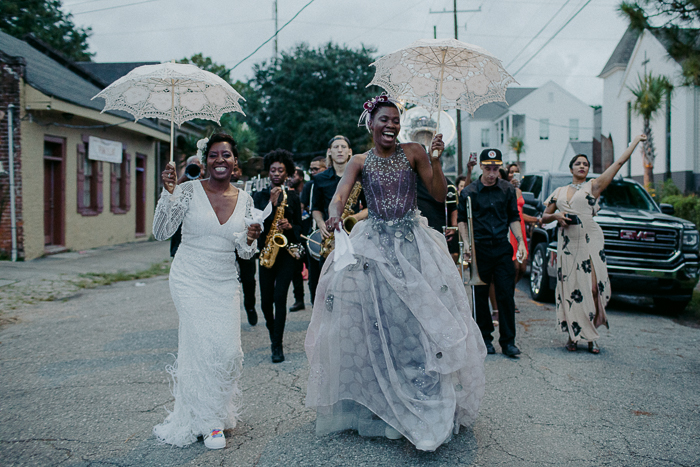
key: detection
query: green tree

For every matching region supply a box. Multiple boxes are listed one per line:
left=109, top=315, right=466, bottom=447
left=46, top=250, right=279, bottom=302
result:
left=246, top=42, right=382, bottom=163
left=508, top=136, right=525, bottom=166
left=619, top=0, right=700, bottom=86
left=0, top=0, right=92, bottom=62
left=628, top=72, right=674, bottom=188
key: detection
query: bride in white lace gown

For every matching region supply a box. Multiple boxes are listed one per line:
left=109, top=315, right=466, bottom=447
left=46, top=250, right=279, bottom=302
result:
left=151, top=134, right=260, bottom=449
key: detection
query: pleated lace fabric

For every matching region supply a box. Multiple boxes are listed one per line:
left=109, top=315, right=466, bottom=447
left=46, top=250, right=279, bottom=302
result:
left=305, top=145, right=486, bottom=452
left=152, top=181, right=256, bottom=446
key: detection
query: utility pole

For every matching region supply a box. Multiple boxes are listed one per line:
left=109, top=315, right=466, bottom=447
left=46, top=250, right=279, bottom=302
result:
left=430, top=2, right=481, bottom=175
left=273, top=0, right=278, bottom=59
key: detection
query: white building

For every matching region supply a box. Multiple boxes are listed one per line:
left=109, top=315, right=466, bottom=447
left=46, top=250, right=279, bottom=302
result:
left=463, top=80, right=594, bottom=174
left=599, top=26, right=700, bottom=192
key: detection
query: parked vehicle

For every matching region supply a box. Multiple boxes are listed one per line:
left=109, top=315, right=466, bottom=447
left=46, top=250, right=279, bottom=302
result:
left=520, top=172, right=700, bottom=313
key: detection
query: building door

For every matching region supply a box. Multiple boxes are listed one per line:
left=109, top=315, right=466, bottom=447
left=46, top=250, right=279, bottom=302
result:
left=135, top=154, right=146, bottom=235
left=43, top=138, right=65, bottom=247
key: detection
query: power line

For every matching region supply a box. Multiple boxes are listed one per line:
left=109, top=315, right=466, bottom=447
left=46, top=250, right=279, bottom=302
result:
left=226, top=0, right=317, bottom=73
left=505, top=0, right=572, bottom=69
left=72, top=0, right=159, bottom=15
left=512, top=0, right=593, bottom=77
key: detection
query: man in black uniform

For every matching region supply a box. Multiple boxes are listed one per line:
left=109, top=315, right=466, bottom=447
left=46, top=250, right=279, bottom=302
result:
left=253, top=149, right=302, bottom=363
left=300, top=156, right=327, bottom=305
left=287, top=167, right=306, bottom=312
left=458, top=148, right=527, bottom=358
left=311, top=135, right=366, bottom=268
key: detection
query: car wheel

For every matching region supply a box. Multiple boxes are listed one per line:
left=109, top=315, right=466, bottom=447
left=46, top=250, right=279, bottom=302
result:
left=653, top=296, right=691, bottom=316
left=530, top=243, right=554, bottom=302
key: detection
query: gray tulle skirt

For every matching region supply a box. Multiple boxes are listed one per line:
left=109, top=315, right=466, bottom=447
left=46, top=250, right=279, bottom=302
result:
left=305, top=212, right=486, bottom=451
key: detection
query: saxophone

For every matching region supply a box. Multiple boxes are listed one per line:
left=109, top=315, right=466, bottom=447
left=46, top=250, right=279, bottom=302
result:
left=259, top=188, right=304, bottom=268
left=320, top=181, right=362, bottom=258
left=259, top=188, right=289, bottom=269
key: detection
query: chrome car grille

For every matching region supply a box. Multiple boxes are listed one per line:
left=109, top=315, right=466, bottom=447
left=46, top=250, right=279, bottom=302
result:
left=601, top=225, right=678, bottom=261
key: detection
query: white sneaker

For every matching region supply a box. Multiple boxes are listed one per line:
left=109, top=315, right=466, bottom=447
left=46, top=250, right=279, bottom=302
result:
left=204, top=429, right=226, bottom=449
left=385, top=425, right=402, bottom=440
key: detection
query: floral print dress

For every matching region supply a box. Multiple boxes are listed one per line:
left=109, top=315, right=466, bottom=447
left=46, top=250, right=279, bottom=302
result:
left=546, top=181, right=610, bottom=343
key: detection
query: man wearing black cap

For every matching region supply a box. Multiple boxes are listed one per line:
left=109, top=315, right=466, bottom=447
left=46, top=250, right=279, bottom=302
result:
left=458, top=148, right=527, bottom=358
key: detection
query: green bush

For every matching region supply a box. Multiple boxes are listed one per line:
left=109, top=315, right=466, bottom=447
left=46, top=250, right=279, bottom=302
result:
left=661, top=194, right=700, bottom=228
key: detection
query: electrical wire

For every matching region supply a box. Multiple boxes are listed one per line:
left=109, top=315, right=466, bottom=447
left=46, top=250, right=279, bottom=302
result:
left=505, top=0, right=572, bottom=69
left=226, top=0, right=318, bottom=73
left=511, top=0, right=593, bottom=77
left=71, top=0, right=159, bottom=16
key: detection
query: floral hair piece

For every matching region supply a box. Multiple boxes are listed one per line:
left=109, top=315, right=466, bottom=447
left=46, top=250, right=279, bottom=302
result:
left=358, top=92, right=403, bottom=132
left=196, top=137, right=209, bottom=164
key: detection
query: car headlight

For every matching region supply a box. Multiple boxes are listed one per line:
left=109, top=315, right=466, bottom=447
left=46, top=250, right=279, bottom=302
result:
left=683, top=230, right=699, bottom=250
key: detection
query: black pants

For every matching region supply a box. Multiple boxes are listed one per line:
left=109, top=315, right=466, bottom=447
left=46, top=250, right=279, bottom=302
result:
left=236, top=254, right=257, bottom=311
left=291, top=257, right=304, bottom=303
left=473, top=240, right=517, bottom=347
left=307, top=252, right=321, bottom=306
left=259, top=251, right=295, bottom=346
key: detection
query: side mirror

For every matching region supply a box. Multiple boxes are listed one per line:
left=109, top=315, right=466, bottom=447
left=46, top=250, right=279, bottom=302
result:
left=660, top=203, right=675, bottom=215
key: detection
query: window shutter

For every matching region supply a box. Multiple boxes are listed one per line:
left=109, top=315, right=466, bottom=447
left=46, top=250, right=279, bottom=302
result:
left=124, top=153, right=131, bottom=212
left=77, top=142, right=86, bottom=214
left=110, top=163, right=118, bottom=213
left=96, top=161, right=104, bottom=214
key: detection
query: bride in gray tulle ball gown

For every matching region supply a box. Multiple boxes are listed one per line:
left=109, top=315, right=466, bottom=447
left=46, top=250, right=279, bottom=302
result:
left=305, top=95, right=486, bottom=452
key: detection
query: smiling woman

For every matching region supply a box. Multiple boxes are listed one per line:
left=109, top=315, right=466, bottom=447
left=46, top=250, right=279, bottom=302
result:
left=151, top=133, right=262, bottom=449
left=304, top=95, right=486, bottom=452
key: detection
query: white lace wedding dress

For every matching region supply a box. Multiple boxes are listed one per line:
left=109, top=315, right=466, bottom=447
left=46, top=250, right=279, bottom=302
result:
left=151, top=180, right=256, bottom=447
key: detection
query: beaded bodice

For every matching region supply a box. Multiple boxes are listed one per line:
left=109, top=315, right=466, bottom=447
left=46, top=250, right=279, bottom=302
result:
left=362, top=144, right=417, bottom=221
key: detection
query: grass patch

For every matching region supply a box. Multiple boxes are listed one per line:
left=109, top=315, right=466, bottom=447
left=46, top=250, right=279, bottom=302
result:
left=75, top=261, right=170, bottom=288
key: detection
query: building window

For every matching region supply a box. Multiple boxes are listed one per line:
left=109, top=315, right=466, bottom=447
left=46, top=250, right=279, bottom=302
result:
left=499, top=120, right=505, bottom=144
left=111, top=152, right=131, bottom=214
left=77, top=138, right=103, bottom=216
left=481, top=128, right=490, bottom=147
left=569, top=119, right=579, bottom=141
left=539, top=118, right=549, bottom=140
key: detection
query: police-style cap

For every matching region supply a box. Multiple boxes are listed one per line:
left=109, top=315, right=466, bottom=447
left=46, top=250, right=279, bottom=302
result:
left=480, top=148, right=503, bottom=165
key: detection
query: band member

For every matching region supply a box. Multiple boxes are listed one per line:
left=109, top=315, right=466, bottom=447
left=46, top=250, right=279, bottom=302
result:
left=311, top=135, right=368, bottom=252
left=300, top=156, right=327, bottom=305
left=253, top=150, right=302, bottom=363
left=288, top=167, right=306, bottom=312
left=458, top=148, right=527, bottom=358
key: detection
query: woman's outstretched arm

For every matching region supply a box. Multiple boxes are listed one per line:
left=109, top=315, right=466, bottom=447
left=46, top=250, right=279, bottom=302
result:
left=592, top=134, right=646, bottom=198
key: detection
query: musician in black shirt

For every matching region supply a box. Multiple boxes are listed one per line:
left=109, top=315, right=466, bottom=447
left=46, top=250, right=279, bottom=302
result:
left=458, top=148, right=527, bottom=358
left=253, top=150, right=302, bottom=363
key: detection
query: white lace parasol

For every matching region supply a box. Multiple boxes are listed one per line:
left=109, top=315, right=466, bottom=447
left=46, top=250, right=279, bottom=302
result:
left=368, top=38, right=516, bottom=117
left=93, top=63, right=245, bottom=162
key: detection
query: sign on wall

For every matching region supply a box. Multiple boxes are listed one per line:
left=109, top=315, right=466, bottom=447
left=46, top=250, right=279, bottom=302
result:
left=88, top=136, right=123, bottom=163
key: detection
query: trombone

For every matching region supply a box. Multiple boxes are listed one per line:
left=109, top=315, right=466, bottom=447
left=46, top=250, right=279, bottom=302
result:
left=459, top=196, right=486, bottom=321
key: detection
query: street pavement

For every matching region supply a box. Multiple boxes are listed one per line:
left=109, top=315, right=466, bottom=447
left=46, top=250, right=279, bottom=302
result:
left=0, top=241, right=699, bottom=466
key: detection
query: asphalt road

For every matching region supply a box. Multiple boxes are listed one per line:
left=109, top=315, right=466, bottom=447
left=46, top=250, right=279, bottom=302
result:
left=0, top=243, right=698, bottom=466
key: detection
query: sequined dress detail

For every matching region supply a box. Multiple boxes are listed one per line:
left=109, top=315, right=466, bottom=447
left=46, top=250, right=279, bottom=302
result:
left=151, top=181, right=257, bottom=447
left=305, top=145, right=486, bottom=451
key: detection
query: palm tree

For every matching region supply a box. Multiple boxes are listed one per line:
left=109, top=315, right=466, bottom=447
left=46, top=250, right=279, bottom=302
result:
left=628, top=73, right=673, bottom=189
left=508, top=136, right=525, bottom=166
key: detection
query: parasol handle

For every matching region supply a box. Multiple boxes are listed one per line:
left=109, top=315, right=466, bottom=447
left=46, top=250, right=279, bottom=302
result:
left=169, top=80, right=175, bottom=189
left=432, top=48, right=448, bottom=159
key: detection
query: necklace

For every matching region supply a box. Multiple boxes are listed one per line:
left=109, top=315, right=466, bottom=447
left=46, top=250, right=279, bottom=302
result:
left=571, top=181, right=585, bottom=190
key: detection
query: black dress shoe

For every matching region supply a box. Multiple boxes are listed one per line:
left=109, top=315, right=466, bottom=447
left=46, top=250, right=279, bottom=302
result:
left=246, top=308, right=257, bottom=326
left=289, top=301, right=305, bottom=312
left=503, top=344, right=521, bottom=358
left=485, top=342, right=496, bottom=355
left=271, top=344, right=285, bottom=363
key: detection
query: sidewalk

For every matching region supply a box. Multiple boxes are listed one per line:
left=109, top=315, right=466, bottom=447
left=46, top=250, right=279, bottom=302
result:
left=0, top=241, right=171, bottom=314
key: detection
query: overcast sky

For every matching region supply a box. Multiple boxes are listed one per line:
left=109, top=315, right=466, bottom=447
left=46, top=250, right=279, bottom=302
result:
left=62, top=0, right=630, bottom=106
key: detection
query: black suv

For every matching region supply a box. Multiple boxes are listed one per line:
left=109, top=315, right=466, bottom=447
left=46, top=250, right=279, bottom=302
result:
left=521, top=172, right=700, bottom=312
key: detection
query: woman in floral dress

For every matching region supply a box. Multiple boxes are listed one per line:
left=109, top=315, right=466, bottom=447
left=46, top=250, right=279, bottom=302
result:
left=541, top=134, right=646, bottom=353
